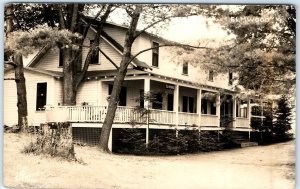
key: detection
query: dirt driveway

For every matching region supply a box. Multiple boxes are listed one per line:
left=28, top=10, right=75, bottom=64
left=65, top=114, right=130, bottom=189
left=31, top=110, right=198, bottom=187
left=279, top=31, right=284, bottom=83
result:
left=3, top=133, right=295, bottom=189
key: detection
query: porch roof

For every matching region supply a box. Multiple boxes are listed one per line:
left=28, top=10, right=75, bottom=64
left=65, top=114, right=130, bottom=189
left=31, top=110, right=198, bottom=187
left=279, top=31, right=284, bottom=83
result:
left=4, top=67, right=63, bottom=77
left=85, top=69, right=237, bottom=94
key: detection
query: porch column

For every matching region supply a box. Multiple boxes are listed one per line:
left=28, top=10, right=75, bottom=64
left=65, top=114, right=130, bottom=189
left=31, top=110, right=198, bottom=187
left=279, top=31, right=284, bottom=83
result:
left=51, top=77, right=56, bottom=105
left=197, top=89, right=202, bottom=129
left=216, top=93, right=221, bottom=127
left=144, top=78, right=150, bottom=145
left=260, top=99, right=264, bottom=128
left=232, top=95, right=237, bottom=128
left=247, top=97, right=251, bottom=128
left=174, top=84, right=179, bottom=136
left=98, top=80, right=103, bottom=106
left=108, top=128, right=112, bottom=152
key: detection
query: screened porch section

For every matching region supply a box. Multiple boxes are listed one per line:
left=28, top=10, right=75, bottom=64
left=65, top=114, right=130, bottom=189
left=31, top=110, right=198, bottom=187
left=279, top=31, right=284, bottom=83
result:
left=53, top=78, right=222, bottom=128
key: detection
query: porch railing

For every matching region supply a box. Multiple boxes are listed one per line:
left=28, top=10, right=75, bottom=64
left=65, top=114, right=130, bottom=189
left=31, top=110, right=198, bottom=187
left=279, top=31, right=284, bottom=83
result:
left=201, top=114, right=219, bottom=127
left=48, top=106, right=248, bottom=128
left=235, top=117, right=250, bottom=128
left=178, top=112, right=199, bottom=126
left=150, top=109, right=175, bottom=125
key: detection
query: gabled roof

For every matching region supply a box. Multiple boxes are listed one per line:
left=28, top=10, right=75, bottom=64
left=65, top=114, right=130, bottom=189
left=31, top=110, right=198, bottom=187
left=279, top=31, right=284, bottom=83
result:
left=25, top=67, right=63, bottom=77
left=84, top=15, right=181, bottom=47
left=82, top=16, right=152, bottom=70
left=27, top=19, right=151, bottom=71
left=27, top=45, right=51, bottom=68
left=100, top=30, right=151, bottom=70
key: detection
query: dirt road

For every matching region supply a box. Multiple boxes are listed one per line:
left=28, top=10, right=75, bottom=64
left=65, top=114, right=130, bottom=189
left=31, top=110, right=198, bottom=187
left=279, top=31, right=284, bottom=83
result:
left=3, top=133, right=295, bottom=189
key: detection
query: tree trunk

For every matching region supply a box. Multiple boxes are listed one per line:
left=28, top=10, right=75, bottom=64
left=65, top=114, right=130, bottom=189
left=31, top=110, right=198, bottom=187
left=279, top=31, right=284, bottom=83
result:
left=14, top=53, right=28, bottom=131
left=5, top=4, right=14, bottom=33
left=63, top=49, right=77, bottom=105
left=99, top=7, right=141, bottom=152
left=99, top=65, right=129, bottom=152
left=6, top=4, right=28, bottom=131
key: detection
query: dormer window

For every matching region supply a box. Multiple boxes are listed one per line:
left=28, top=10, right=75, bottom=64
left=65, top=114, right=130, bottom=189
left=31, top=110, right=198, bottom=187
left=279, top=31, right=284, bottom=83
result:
left=182, top=62, right=188, bottom=75
left=229, top=72, right=233, bottom=85
left=208, top=70, right=214, bottom=81
left=59, top=48, right=63, bottom=67
left=152, top=42, right=159, bottom=67
left=90, top=40, right=99, bottom=64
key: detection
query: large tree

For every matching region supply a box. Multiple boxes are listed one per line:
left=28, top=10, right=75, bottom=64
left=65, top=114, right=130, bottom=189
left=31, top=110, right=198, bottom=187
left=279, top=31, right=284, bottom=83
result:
left=5, top=4, right=28, bottom=131
left=55, top=4, right=114, bottom=105
left=97, top=4, right=214, bottom=152
left=214, top=5, right=295, bottom=94
left=176, top=5, right=295, bottom=96
left=7, top=3, right=114, bottom=106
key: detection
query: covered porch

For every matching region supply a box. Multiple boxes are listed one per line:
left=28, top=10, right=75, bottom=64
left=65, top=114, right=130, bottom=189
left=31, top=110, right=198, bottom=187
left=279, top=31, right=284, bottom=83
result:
left=65, top=78, right=221, bottom=129
left=53, top=75, right=224, bottom=130
left=47, top=74, right=257, bottom=131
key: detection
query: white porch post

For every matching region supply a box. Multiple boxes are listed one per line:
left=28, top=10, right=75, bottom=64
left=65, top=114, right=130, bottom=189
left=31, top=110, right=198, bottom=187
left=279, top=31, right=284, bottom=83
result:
left=144, top=78, right=150, bottom=145
left=51, top=78, right=56, bottom=105
left=197, top=89, right=202, bottom=130
left=216, top=93, right=221, bottom=127
left=98, top=80, right=103, bottom=106
left=247, top=97, right=251, bottom=128
left=232, top=95, right=237, bottom=128
left=174, top=84, right=179, bottom=136
left=260, top=98, right=264, bottom=127
left=108, top=128, right=112, bottom=152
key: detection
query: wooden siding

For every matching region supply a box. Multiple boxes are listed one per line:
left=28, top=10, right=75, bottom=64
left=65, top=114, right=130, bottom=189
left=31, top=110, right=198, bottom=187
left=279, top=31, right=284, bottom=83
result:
left=76, top=79, right=101, bottom=106
left=4, top=70, right=61, bottom=126
left=29, top=24, right=235, bottom=90
left=33, top=47, right=62, bottom=71
left=54, top=79, right=63, bottom=105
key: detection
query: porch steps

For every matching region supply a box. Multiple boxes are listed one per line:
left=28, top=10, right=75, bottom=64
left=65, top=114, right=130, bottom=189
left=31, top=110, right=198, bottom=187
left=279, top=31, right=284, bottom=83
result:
left=240, top=142, right=258, bottom=148
left=220, top=131, right=259, bottom=148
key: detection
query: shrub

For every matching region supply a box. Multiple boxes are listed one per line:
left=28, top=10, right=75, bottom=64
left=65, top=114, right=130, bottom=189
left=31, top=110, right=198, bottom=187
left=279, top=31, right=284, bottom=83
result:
left=273, top=95, right=293, bottom=140
left=116, top=129, right=229, bottom=155
left=22, top=123, right=75, bottom=160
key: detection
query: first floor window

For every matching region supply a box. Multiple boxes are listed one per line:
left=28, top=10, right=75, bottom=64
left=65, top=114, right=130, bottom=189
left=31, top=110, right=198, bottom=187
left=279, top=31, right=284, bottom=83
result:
left=153, top=92, right=163, bottom=109
left=167, top=93, right=174, bottom=111
left=210, top=102, right=216, bottom=115
left=108, top=84, right=127, bottom=106
left=201, top=99, right=208, bottom=114
left=36, top=82, right=47, bottom=111
left=140, top=90, right=144, bottom=108
left=183, top=96, right=195, bottom=113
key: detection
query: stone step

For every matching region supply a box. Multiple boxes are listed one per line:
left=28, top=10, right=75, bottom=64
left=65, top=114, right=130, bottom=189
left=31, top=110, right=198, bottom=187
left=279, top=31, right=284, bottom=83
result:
left=240, top=142, right=258, bottom=148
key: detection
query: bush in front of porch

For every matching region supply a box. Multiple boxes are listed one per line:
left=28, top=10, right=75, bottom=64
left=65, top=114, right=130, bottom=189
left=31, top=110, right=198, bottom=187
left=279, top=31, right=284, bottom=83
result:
left=114, top=129, right=231, bottom=155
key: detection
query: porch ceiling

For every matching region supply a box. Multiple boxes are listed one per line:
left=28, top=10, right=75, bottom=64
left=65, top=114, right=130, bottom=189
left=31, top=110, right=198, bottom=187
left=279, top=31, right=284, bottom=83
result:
left=85, top=69, right=237, bottom=94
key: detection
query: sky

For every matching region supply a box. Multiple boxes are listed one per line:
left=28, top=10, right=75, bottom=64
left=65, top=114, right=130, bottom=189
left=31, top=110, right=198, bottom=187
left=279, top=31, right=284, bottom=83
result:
left=160, top=16, right=233, bottom=46
left=107, top=7, right=234, bottom=47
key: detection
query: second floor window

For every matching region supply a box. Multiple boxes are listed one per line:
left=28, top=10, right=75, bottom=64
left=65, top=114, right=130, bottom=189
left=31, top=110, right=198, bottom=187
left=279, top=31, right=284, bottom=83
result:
left=152, top=42, right=159, bottom=67
left=182, top=62, right=188, bottom=75
left=208, top=70, right=214, bottom=81
left=59, top=48, right=63, bottom=67
left=90, top=40, right=99, bottom=64
left=229, top=72, right=233, bottom=85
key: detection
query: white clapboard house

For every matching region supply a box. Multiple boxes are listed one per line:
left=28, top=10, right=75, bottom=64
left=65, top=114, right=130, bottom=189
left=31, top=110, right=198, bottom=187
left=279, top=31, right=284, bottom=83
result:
left=4, top=19, right=266, bottom=150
